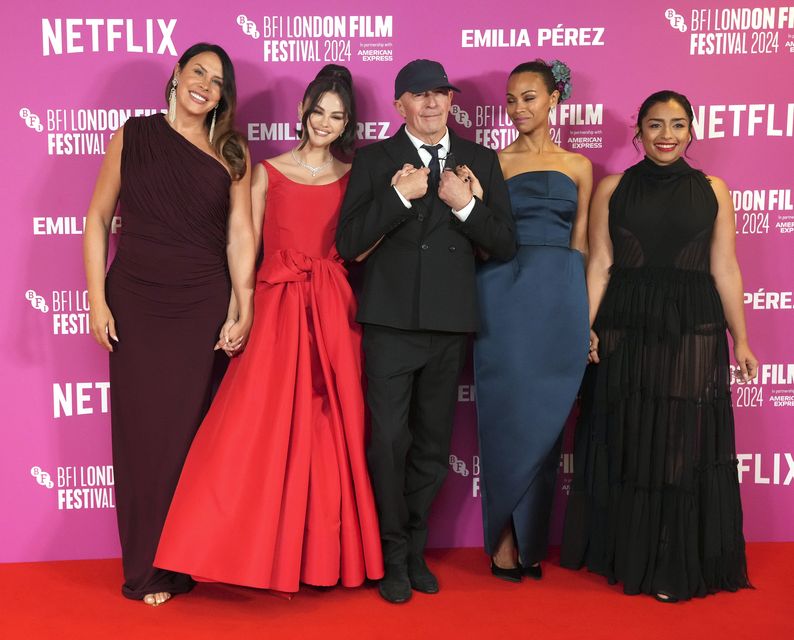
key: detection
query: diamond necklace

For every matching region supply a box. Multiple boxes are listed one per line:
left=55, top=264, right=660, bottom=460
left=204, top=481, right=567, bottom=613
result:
left=291, top=148, right=333, bottom=177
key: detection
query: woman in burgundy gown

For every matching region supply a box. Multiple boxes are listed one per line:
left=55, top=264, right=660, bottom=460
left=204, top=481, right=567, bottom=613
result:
left=155, top=66, right=384, bottom=593
left=83, top=43, right=255, bottom=605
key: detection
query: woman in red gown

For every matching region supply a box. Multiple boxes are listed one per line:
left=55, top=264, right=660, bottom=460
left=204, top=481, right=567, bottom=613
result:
left=155, top=66, right=384, bottom=593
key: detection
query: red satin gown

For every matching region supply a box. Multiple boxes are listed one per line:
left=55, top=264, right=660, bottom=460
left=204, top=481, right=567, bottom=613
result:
left=155, top=161, right=384, bottom=592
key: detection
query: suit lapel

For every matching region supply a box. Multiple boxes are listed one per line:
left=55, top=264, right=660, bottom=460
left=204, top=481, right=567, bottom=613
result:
left=448, top=129, right=474, bottom=169
left=383, top=125, right=424, bottom=170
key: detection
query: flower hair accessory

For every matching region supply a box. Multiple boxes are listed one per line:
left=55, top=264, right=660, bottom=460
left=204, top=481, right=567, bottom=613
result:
left=549, top=60, right=572, bottom=102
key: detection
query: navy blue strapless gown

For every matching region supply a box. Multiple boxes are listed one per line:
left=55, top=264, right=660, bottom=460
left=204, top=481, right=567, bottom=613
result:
left=474, top=171, right=589, bottom=563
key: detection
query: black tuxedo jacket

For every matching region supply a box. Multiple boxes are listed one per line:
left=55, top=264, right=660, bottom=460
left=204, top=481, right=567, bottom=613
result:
left=336, top=125, right=516, bottom=332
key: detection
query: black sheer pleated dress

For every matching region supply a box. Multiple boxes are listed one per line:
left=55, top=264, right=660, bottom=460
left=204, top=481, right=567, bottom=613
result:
left=560, top=157, right=750, bottom=600
left=106, top=115, right=231, bottom=599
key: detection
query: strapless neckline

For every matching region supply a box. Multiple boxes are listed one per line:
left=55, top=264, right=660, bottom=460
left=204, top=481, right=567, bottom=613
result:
left=506, top=170, right=576, bottom=188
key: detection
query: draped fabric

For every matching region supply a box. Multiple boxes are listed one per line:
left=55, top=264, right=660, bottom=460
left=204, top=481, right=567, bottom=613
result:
left=155, top=163, right=383, bottom=592
left=116, top=114, right=230, bottom=287
left=561, top=158, right=750, bottom=600
left=107, top=114, right=231, bottom=599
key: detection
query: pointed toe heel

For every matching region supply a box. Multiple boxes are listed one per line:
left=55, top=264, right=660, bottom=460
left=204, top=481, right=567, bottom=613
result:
left=490, top=561, right=522, bottom=583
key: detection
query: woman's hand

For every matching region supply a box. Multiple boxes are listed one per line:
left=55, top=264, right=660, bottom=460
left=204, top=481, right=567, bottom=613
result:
left=89, top=301, right=118, bottom=352
left=588, top=329, right=600, bottom=364
left=455, top=164, right=484, bottom=200
left=215, top=314, right=253, bottom=357
left=215, top=317, right=236, bottom=354
left=734, top=342, right=759, bottom=382
left=392, top=164, right=430, bottom=200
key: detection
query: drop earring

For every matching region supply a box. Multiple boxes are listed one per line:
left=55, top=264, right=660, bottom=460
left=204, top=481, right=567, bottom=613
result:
left=168, top=77, right=177, bottom=123
left=208, top=106, right=217, bottom=143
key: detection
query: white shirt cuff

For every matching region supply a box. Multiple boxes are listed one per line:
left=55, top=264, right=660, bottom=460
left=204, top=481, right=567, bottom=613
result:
left=393, top=185, right=412, bottom=209
left=451, top=197, right=475, bottom=221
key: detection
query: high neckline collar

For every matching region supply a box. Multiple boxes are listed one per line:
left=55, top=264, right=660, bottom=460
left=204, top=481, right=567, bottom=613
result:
left=638, top=156, right=693, bottom=178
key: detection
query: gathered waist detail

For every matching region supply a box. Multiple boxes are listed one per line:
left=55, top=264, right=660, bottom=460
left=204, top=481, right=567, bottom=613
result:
left=257, top=249, right=346, bottom=285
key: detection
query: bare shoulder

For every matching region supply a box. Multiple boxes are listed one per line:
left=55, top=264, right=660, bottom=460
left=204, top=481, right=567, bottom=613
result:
left=265, top=150, right=292, bottom=170
left=107, top=124, right=125, bottom=151
left=706, top=175, right=735, bottom=214
left=251, top=160, right=269, bottom=189
left=332, top=158, right=352, bottom=180
left=706, top=174, right=729, bottom=194
left=564, top=150, right=592, bottom=170
left=559, top=150, right=592, bottom=181
left=498, top=139, right=521, bottom=159
left=595, top=173, right=623, bottom=198
left=497, top=141, right=522, bottom=172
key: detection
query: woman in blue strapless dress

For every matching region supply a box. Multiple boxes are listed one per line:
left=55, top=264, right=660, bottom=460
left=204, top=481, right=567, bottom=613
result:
left=470, top=60, right=592, bottom=581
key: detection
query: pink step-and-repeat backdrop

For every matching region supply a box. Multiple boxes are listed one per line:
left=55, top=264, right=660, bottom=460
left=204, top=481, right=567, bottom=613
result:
left=1, top=0, right=792, bottom=562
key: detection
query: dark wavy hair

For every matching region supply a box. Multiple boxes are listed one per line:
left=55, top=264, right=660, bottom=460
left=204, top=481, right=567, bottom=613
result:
left=297, top=64, right=357, bottom=155
left=509, top=60, right=557, bottom=98
left=633, top=90, right=696, bottom=153
left=165, top=42, right=247, bottom=180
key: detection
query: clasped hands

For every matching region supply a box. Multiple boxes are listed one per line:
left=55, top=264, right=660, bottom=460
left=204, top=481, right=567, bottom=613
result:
left=215, top=313, right=253, bottom=357
left=392, top=163, right=484, bottom=211
left=90, top=299, right=251, bottom=357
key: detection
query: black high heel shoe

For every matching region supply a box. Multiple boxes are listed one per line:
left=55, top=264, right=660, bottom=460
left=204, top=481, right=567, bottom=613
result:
left=490, top=560, right=522, bottom=583
left=522, top=562, right=542, bottom=580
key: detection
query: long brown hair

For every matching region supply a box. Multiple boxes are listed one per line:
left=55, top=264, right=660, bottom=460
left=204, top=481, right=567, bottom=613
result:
left=166, top=43, right=247, bottom=180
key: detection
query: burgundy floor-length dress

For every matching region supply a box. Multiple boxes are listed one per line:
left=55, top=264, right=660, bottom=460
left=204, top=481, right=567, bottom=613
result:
left=155, top=161, right=384, bottom=593
left=106, top=114, right=231, bottom=599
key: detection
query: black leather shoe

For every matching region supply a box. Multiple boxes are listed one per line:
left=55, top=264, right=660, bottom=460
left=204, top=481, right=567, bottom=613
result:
left=378, top=564, right=412, bottom=604
left=522, top=562, right=542, bottom=580
left=407, top=556, right=439, bottom=594
left=490, top=560, right=522, bottom=583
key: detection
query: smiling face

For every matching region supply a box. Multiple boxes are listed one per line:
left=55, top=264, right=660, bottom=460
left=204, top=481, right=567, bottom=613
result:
left=506, top=71, right=558, bottom=135
left=394, top=88, right=452, bottom=144
left=299, top=90, right=348, bottom=148
left=638, top=99, right=692, bottom=165
left=175, top=51, right=223, bottom=118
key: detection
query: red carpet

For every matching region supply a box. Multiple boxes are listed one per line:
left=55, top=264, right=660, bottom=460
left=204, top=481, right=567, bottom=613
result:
left=2, top=545, right=791, bottom=639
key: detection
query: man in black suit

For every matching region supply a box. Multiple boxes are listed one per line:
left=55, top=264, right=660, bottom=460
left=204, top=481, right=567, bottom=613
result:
left=336, top=59, right=516, bottom=603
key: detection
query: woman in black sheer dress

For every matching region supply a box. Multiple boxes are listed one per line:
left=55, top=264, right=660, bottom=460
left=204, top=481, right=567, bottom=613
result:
left=561, top=90, right=758, bottom=602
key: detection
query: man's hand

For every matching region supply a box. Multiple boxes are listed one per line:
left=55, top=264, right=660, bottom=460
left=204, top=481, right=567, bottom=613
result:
left=392, top=164, right=430, bottom=200
left=438, top=169, right=474, bottom=211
